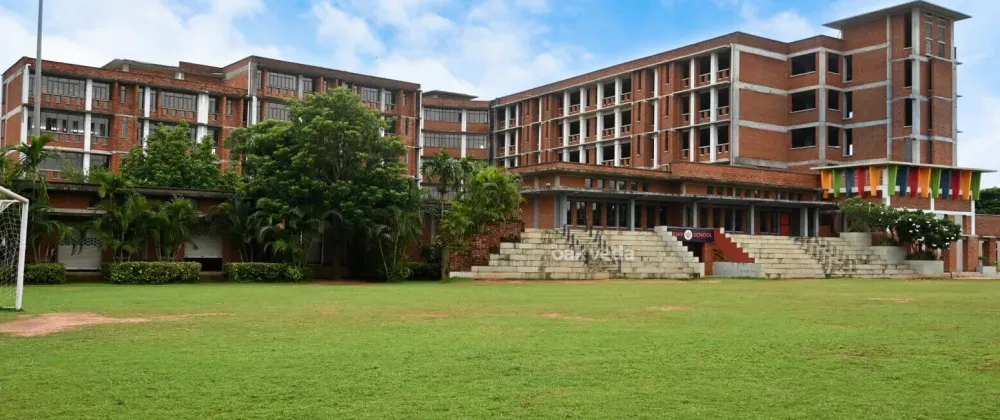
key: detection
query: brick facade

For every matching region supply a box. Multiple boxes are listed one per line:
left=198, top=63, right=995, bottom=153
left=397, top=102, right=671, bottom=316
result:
left=448, top=221, right=525, bottom=272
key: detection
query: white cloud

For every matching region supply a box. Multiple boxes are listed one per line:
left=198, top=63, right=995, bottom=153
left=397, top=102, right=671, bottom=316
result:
left=313, top=2, right=385, bottom=71
left=736, top=1, right=823, bottom=41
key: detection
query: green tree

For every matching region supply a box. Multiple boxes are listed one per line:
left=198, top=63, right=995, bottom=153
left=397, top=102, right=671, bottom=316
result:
left=368, top=186, right=423, bottom=282
left=120, top=122, right=231, bottom=190
left=78, top=172, right=156, bottom=262
left=151, top=197, right=200, bottom=261
left=229, top=89, right=420, bottom=280
left=11, top=135, right=70, bottom=262
left=212, top=193, right=258, bottom=262
left=977, top=187, right=1000, bottom=215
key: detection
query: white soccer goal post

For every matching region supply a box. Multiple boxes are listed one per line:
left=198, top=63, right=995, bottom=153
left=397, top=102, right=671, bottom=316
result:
left=0, top=185, right=28, bottom=311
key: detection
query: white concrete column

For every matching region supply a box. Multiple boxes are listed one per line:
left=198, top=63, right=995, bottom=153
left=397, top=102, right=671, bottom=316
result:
left=629, top=199, right=636, bottom=231
left=460, top=109, right=468, bottom=157
left=800, top=208, right=808, bottom=237
left=562, top=119, right=570, bottom=161
left=709, top=124, right=718, bottom=163
left=514, top=130, right=520, bottom=165
left=596, top=111, right=604, bottom=142
left=596, top=141, right=604, bottom=163
left=688, top=93, right=696, bottom=127
left=689, top=59, right=696, bottom=87
left=579, top=87, right=587, bottom=109
left=298, top=75, right=305, bottom=100
left=710, top=53, right=719, bottom=84
left=578, top=145, right=586, bottom=163
left=749, top=204, right=756, bottom=235
left=652, top=134, right=659, bottom=168
left=596, top=83, right=605, bottom=110
left=614, top=108, right=622, bottom=138
left=614, top=139, right=622, bottom=167
left=563, top=91, right=570, bottom=116
left=614, top=78, right=622, bottom=105
left=196, top=126, right=207, bottom=144
left=579, top=115, right=586, bottom=142
left=710, top=87, right=718, bottom=122
left=653, top=68, right=659, bottom=97
left=515, top=103, right=520, bottom=126
left=692, top=202, right=699, bottom=227
left=378, top=88, right=386, bottom=112
left=688, top=129, right=696, bottom=162
left=83, top=79, right=93, bottom=173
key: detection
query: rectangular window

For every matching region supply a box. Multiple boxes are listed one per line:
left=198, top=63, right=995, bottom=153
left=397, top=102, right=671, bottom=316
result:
left=208, top=97, right=219, bottom=114
left=425, top=107, right=462, bottom=122
left=828, top=126, right=840, bottom=147
left=267, top=102, right=291, bottom=122
left=790, top=53, right=816, bottom=75
left=791, top=127, right=816, bottom=148
left=362, top=87, right=379, bottom=103
left=925, top=14, right=933, bottom=55
left=844, top=128, right=854, bottom=156
left=92, top=82, right=110, bottom=101
left=904, top=60, right=913, bottom=88
left=904, top=98, right=914, bottom=127
left=384, top=91, right=396, bottom=105
left=90, top=116, right=110, bottom=138
left=119, top=85, right=127, bottom=103
left=938, top=19, right=947, bottom=57
left=467, top=110, right=489, bottom=124
left=160, top=124, right=198, bottom=142
left=585, top=178, right=592, bottom=189
left=844, top=55, right=853, bottom=82
left=424, top=132, right=462, bottom=148
left=90, top=154, right=110, bottom=171
left=844, top=91, right=854, bottom=119
left=122, top=118, right=128, bottom=139
left=904, top=13, right=913, bottom=48
left=28, top=75, right=86, bottom=98
left=791, top=90, right=816, bottom=112
left=162, top=91, right=197, bottom=111
left=268, top=72, right=297, bottom=90
left=226, top=99, right=233, bottom=116
left=467, top=134, right=488, bottom=149
left=303, top=78, right=314, bottom=93
left=827, top=53, right=841, bottom=73
left=31, top=111, right=86, bottom=135
left=828, top=89, right=840, bottom=110
left=253, top=70, right=262, bottom=90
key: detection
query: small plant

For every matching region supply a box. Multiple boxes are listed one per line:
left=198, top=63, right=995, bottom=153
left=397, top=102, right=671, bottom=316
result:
left=979, top=256, right=996, bottom=267
left=906, top=250, right=939, bottom=261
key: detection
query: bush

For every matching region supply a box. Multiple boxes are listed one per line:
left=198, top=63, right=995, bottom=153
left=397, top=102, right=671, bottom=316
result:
left=907, top=250, right=939, bottom=261
left=223, top=262, right=307, bottom=283
left=405, top=262, right=441, bottom=280
left=25, top=263, right=66, bottom=285
left=106, top=262, right=201, bottom=284
left=894, top=210, right=961, bottom=252
left=838, top=197, right=898, bottom=232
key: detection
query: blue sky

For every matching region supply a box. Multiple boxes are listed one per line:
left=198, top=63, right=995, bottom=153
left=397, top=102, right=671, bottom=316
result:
left=1, top=0, right=997, bottom=185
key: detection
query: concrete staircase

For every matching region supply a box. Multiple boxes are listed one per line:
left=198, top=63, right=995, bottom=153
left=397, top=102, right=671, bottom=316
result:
left=726, top=234, right=918, bottom=279
left=791, top=236, right=918, bottom=278
left=460, top=228, right=703, bottom=280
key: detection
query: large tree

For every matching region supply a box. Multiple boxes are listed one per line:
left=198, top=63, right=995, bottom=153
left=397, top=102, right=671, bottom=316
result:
left=120, top=122, right=237, bottom=190
left=977, top=187, right=1000, bottom=215
left=228, top=88, right=420, bottom=279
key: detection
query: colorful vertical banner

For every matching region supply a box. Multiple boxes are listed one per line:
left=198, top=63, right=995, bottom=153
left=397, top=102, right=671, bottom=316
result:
left=918, top=167, right=932, bottom=198
left=869, top=166, right=881, bottom=197
left=887, top=165, right=899, bottom=196
left=844, top=168, right=856, bottom=197
left=820, top=170, right=832, bottom=198
left=908, top=167, right=919, bottom=197
left=951, top=170, right=962, bottom=200
left=941, top=169, right=952, bottom=199
left=856, top=166, right=867, bottom=196
left=972, top=172, right=983, bottom=200
left=961, top=171, right=973, bottom=200
left=929, top=168, right=942, bottom=198
left=832, top=169, right=843, bottom=198
left=896, top=166, right=909, bottom=197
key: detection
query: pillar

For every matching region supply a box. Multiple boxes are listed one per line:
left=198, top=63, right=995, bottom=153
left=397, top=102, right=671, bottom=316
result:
left=749, top=204, right=756, bottom=235
left=812, top=208, right=820, bottom=237
left=629, top=199, right=636, bottom=231
left=963, top=236, right=980, bottom=272
left=800, top=208, right=808, bottom=237
left=692, top=202, right=699, bottom=227
left=985, top=238, right=998, bottom=265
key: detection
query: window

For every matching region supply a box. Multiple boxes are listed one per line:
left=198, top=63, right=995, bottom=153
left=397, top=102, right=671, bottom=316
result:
left=90, top=154, right=110, bottom=171
left=791, top=127, right=816, bottom=148
left=828, top=90, right=840, bottom=110
left=91, top=116, right=110, bottom=138
left=904, top=98, right=914, bottom=127
left=425, top=107, right=462, bottom=122
left=207, top=127, right=221, bottom=145
left=718, top=125, right=730, bottom=145
left=226, top=99, right=233, bottom=116
left=138, top=88, right=158, bottom=110
left=209, top=97, right=220, bottom=114
left=28, top=75, right=85, bottom=98
left=253, top=70, right=262, bottom=90
left=384, top=91, right=395, bottom=105
left=843, top=91, right=854, bottom=119
left=828, top=53, right=841, bottom=73
left=122, top=118, right=128, bottom=139
left=938, top=18, right=947, bottom=57
left=904, top=60, right=913, bottom=88
left=92, top=82, right=110, bottom=101
left=844, top=55, right=853, bottom=82
left=468, top=110, right=488, bottom=124
left=467, top=134, right=488, bottom=149
left=925, top=14, right=933, bottom=54
left=827, top=126, right=840, bottom=147
left=119, top=85, right=127, bottom=103
left=162, top=91, right=197, bottom=111
left=844, top=128, right=854, bottom=156
left=362, top=87, right=379, bottom=103
left=267, top=102, right=291, bottom=121
left=791, top=90, right=817, bottom=112
left=904, top=13, right=913, bottom=48
left=30, top=111, right=85, bottom=135
left=404, top=120, right=409, bottom=135
left=790, top=53, right=816, bottom=75
left=424, top=132, right=461, bottom=148
left=303, top=78, right=314, bottom=93
left=585, top=178, right=592, bottom=189
left=268, top=72, right=297, bottom=90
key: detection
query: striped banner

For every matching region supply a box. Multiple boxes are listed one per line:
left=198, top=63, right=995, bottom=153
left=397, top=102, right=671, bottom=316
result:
left=941, top=169, right=952, bottom=199
left=972, top=172, right=983, bottom=200
left=832, top=169, right=843, bottom=198
left=845, top=167, right=856, bottom=197
left=918, top=167, right=932, bottom=198
left=820, top=170, right=833, bottom=198
left=887, top=165, right=899, bottom=196
left=929, top=168, right=942, bottom=199
left=961, top=171, right=973, bottom=200
left=869, top=166, right=881, bottom=197
left=908, top=167, right=919, bottom=197
left=856, top=166, right=868, bottom=196
left=952, top=170, right=964, bottom=200
left=897, top=166, right=909, bottom=197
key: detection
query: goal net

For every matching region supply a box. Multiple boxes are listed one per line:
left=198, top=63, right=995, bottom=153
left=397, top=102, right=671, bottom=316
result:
left=0, top=186, right=28, bottom=311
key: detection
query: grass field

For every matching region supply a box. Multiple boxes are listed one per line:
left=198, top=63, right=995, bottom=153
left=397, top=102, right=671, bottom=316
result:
left=2, top=279, right=999, bottom=419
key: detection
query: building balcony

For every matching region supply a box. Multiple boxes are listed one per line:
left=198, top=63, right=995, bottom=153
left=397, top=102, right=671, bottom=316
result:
left=92, top=135, right=110, bottom=146
left=718, top=106, right=730, bottom=119
left=620, top=157, right=631, bottom=167
left=569, top=104, right=581, bottom=114
left=503, top=145, right=516, bottom=156
left=620, top=92, right=632, bottom=103
left=508, top=118, right=516, bottom=127
left=682, top=78, right=690, bottom=89
left=698, top=146, right=711, bottom=157
left=497, top=120, right=506, bottom=129
left=682, top=113, right=691, bottom=124
left=682, top=149, right=690, bottom=159
left=717, top=68, right=730, bottom=82
left=621, top=124, right=632, bottom=135
left=601, top=96, right=615, bottom=107
left=717, top=143, right=730, bottom=155
left=698, top=109, right=711, bottom=123
left=557, top=107, right=564, bottom=115
left=602, top=128, right=615, bottom=137
left=602, top=160, right=615, bottom=166
left=91, top=98, right=111, bottom=111
left=569, top=134, right=581, bottom=145
left=386, top=103, right=397, bottom=112
left=698, top=73, right=711, bottom=85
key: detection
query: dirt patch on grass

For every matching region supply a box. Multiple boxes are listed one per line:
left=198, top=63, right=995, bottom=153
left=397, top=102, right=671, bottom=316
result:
left=835, top=352, right=870, bottom=358
left=652, top=306, right=693, bottom=311
left=404, top=313, right=451, bottom=318
left=867, top=297, right=915, bottom=303
left=469, top=279, right=721, bottom=285
left=541, top=312, right=595, bottom=321
left=316, top=306, right=340, bottom=314
left=0, top=312, right=229, bottom=337
left=311, top=280, right=384, bottom=286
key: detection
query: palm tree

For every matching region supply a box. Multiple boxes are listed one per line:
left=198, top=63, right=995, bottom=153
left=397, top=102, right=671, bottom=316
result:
left=25, top=200, right=64, bottom=263
left=15, top=135, right=59, bottom=197
left=213, top=193, right=258, bottom=262
left=420, top=151, right=466, bottom=204
left=152, top=197, right=200, bottom=261
left=368, top=187, right=423, bottom=282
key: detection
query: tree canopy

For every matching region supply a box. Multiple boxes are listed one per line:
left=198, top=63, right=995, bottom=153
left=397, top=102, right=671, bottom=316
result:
left=120, top=122, right=239, bottom=191
left=977, top=187, right=1000, bottom=215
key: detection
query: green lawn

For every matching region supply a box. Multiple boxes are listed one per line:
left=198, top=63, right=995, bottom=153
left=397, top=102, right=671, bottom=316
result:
left=3, top=279, right=999, bottom=419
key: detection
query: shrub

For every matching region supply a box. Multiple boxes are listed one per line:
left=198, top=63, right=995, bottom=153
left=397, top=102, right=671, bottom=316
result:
left=405, top=262, right=441, bottom=280
left=25, top=263, right=67, bottom=285
left=223, top=262, right=307, bottom=283
left=906, top=250, right=939, bottom=261
left=894, top=210, right=961, bottom=253
left=106, top=262, right=201, bottom=284
left=838, top=197, right=898, bottom=232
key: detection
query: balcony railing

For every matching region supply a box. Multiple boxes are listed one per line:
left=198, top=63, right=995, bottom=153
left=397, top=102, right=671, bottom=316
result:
left=620, top=157, right=631, bottom=167
left=602, top=160, right=615, bottom=166
left=569, top=104, right=581, bottom=114
left=92, top=136, right=110, bottom=146
left=682, top=113, right=691, bottom=124
left=503, top=145, right=516, bottom=156
left=698, top=73, right=711, bottom=84
left=92, top=98, right=110, bottom=110
left=497, top=120, right=506, bottom=129
left=620, top=92, right=632, bottom=103
left=698, top=146, right=711, bottom=156
left=386, top=104, right=397, bottom=112
left=364, top=101, right=378, bottom=110
left=601, top=96, right=615, bottom=107
left=209, top=113, right=220, bottom=123
left=717, top=68, right=730, bottom=81
left=682, top=78, right=690, bottom=88
left=682, top=149, right=690, bottom=159
left=718, top=106, right=730, bottom=118
left=602, top=128, right=615, bottom=137
left=557, top=107, right=564, bottom=115
left=621, top=125, right=632, bottom=135
left=717, top=143, right=730, bottom=154
left=508, top=119, right=516, bottom=127
left=569, top=134, right=581, bottom=145
left=698, top=109, right=711, bottom=121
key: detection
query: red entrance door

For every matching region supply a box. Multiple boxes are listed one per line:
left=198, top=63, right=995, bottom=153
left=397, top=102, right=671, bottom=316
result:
left=779, top=213, right=791, bottom=236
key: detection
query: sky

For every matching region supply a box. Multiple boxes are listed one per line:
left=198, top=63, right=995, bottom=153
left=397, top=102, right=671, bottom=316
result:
left=0, top=0, right=997, bottom=186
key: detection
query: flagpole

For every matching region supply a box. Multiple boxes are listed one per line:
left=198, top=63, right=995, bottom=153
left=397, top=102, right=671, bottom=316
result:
left=33, top=0, right=43, bottom=137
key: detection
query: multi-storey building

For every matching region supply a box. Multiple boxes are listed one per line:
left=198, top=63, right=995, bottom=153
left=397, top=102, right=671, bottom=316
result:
left=418, top=90, right=490, bottom=189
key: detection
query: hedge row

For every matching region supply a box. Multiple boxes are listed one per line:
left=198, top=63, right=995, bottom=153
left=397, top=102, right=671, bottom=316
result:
left=222, top=262, right=307, bottom=283
left=25, top=263, right=67, bottom=285
left=105, top=262, right=201, bottom=284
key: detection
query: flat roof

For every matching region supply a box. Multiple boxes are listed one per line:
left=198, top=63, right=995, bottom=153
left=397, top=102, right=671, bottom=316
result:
left=424, top=90, right=478, bottom=100
left=811, top=161, right=995, bottom=173
left=824, top=1, right=970, bottom=30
